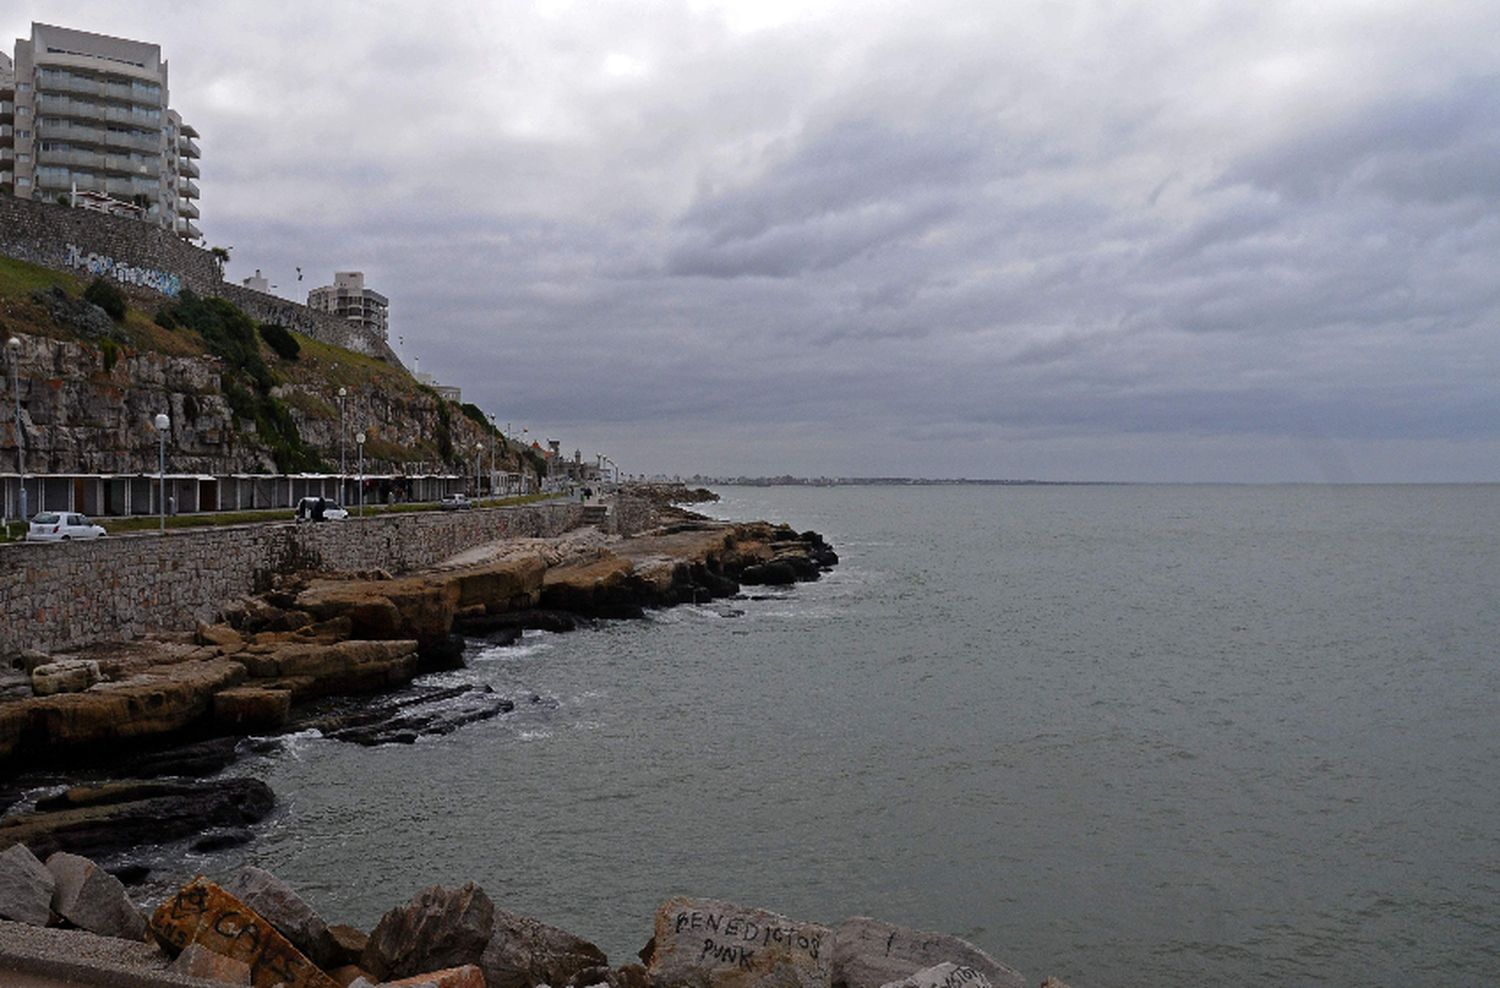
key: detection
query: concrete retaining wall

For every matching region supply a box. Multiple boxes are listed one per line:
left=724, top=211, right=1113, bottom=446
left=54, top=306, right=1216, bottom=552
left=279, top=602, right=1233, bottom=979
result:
left=0, top=502, right=584, bottom=654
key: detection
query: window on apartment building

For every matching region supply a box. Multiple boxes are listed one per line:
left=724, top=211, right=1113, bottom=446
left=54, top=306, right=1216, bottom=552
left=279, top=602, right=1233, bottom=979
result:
left=17, top=130, right=30, bottom=139
left=16, top=177, right=29, bottom=186
left=17, top=106, right=30, bottom=116
left=17, top=153, right=29, bottom=163
left=17, top=82, right=31, bottom=92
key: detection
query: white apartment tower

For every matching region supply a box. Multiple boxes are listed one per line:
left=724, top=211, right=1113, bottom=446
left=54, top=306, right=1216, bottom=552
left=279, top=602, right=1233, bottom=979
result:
left=0, top=23, right=201, bottom=239
left=307, top=272, right=390, bottom=341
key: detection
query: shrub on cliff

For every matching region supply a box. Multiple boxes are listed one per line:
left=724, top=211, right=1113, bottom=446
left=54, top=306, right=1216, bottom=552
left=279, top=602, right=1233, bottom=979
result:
left=259, top=323, right=300, bottom=361
left=83, top=277, right=127, bottom=322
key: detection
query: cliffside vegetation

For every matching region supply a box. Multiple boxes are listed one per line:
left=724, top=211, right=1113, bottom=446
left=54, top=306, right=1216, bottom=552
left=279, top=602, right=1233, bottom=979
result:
left=0, top=253, right=532, bottom=478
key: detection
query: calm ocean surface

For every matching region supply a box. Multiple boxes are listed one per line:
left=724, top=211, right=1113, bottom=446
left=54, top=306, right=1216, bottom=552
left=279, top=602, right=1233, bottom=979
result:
left=190, top=484, right=1498, bottom=986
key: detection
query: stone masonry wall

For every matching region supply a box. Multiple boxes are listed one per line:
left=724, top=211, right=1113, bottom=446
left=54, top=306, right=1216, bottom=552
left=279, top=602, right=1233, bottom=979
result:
left=0, top=195, right=396, bottom=362
left=0, top=502, right=584, bottom=655
left=0, top=194, right=220, bottom=293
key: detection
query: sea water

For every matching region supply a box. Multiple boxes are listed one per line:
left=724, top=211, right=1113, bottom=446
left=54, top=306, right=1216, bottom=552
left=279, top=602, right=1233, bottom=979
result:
left=191, top=484, right=1498, bottom=986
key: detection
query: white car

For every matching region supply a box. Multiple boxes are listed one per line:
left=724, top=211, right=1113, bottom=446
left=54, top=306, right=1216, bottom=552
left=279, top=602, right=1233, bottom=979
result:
left=440, top=493, right=473, bottom=510
left=28, top=512, right=107, bottom=541
left=294, top=497, right=349, bottom=522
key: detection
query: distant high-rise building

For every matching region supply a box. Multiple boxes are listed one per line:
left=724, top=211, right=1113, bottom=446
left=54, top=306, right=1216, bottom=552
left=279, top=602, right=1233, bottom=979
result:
left=307, top=271, right=390, bottom=342
left=0, top=23, right=201, bottom=239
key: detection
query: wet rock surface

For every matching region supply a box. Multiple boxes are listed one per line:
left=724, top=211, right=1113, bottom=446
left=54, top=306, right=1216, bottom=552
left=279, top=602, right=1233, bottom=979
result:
left=361, top=882, right=496, bottom=982
left=0, top=778, right=275, bottom=861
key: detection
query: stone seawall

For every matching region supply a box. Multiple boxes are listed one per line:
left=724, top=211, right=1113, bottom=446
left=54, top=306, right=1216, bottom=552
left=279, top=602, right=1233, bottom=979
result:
left=0, top=195, right=395, bottom=362
left=0, top=503, right=584, bottom=655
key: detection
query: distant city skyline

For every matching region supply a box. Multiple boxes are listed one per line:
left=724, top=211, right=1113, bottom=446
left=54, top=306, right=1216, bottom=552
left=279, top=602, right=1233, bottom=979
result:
left=4, top=1, right=1497, bottom=482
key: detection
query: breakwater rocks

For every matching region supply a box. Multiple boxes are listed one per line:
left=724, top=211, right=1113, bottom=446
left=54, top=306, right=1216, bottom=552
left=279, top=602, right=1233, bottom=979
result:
left=0, top=855, right=1074, bottom=988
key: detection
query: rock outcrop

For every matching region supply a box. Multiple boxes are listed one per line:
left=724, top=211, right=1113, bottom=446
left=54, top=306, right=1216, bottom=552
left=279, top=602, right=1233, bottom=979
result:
left=0, top=778, right=275, bottom=861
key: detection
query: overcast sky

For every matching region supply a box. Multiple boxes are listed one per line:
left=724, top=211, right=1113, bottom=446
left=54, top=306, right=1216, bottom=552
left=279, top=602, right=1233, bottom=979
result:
left=10, top=1, right=1500, bottom=481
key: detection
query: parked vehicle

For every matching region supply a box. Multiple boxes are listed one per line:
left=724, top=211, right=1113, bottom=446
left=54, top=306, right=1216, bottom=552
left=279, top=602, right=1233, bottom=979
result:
left=440, top=493, right=473, bottom=510
left=293, top=497, right=349, bottom=522
left=27, top=512, right=107, bottom=541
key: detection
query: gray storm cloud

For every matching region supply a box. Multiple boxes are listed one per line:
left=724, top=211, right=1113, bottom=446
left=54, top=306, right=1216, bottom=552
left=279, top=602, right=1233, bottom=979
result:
left=7, top=0, right=1498, bottom=480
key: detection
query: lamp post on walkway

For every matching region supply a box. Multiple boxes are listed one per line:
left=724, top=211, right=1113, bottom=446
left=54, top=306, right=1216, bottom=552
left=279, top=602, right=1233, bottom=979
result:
left=337, top=386, right=347, bottom=502
left=488, top=414, right=497, bottom=500
left=7, top=337, right=24, bottom=524
left=356, top=432, right=366, bottom=517
left=153, top=412, right=170, bottom=533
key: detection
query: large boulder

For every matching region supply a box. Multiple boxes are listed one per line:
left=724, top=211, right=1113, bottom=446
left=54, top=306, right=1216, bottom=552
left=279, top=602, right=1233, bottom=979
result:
left=877, top=963, right=994, bottom=988
left=46, top=851, right=147, bottom=940
left=480, top=906, right=609, bottom=988
left=150, top=877, right=338, bottom=988
left=0, top=842, right=56, bottom=925
left=830, top=919, right=1024, bottom=988
left=647, top=897, right=831, bottom=988
left=361, top=882, right=495, bottom=982
left=31, top=659, right=102, bottom=696
left=224, top=865, right=340, bottom=969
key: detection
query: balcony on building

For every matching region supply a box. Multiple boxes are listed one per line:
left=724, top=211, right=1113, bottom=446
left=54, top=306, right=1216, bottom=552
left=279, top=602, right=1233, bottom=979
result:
left=180, top=135, right=200, bottom=158
left=177, top=156, right=199, bottom=178
left=178, top=197, right=198, bottom=219
left=37, top=146, right=160, bottom=178
left=36, top=93, right=161, bottom=128
left=37, top=118, right=159, bottom=154
left=34, top=66, right=163, bottom=108
left=179, top=178, right=199, bottom=199
left=180, top=122, right=199, bottom=139
left=175, top=217, right=201, bottom=238
left=0, top=100, right=12, bottom=122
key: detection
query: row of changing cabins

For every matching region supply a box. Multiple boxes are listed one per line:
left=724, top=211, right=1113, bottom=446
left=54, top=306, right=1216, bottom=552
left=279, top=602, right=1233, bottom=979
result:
left=0, top=470, right=536, bottom=522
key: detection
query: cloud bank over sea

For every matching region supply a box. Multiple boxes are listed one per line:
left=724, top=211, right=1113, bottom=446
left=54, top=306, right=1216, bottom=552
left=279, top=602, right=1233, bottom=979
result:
left=9, top=0, right=1498, bottom=480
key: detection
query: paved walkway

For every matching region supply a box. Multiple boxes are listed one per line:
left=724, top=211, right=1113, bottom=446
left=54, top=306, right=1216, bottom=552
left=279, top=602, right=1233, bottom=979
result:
left=0, top=920, right=219, bottom=988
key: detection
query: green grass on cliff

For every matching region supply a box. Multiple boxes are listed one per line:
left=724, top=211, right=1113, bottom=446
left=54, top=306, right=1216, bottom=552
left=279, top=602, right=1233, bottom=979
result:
left=0, top=253, right=533, bottom=478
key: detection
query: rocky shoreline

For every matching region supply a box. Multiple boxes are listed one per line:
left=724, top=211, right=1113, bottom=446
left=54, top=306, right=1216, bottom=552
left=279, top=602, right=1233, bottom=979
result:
left=0, top=510, right=837, bottom=868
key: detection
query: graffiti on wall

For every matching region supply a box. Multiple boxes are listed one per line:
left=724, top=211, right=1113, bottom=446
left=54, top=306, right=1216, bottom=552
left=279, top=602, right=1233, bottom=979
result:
left=65, top=243, right=182, bottom=296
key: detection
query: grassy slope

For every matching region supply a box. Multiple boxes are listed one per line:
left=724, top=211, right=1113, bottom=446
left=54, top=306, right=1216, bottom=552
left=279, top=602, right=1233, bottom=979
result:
left=0, top=253, right=532, bottom=474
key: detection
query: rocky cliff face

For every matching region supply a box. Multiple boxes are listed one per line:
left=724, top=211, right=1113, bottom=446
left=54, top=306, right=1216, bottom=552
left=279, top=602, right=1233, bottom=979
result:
left=2, top=331, right=522, bottom=477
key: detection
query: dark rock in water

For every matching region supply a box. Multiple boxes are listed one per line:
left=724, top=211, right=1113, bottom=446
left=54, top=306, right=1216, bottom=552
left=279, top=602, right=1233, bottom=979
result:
left=114, top=737, right=243, bottom=779
left=191, top=827, right=254, bottom=852
left=105, top=862, right=151, bottom=885
left=225, top=864, right=340, bottom=969
left=47, top=851, right=147, bottom=941
left=457, top=610, right=582, bottom=635
left=319, top=685, right=515, bottom=747
left=479, top=626, right=523, bottom=647
left=422, top=632, right=468, bottom=670
left=0, top=842, right=55, bottom=925
left=480, top=906, right=609, bottom=988
left=739, top=561, right=799, bottom=586
left=0, top=778, right=275, bottom=862
left=362, top=881, right=495, bottom=982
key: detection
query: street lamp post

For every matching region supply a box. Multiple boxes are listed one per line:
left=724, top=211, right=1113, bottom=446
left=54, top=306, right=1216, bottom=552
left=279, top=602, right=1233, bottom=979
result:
left=153, top=412, right=170, bottom=533
left=7, top=337, right=24, bottom=524
left=337, top=386, right=347, bottom=503
left=473, top=444, right=482, bottom=499
left=487, top=414, right=497, bottom=500
left=356, top=432, right=366, bottom=517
